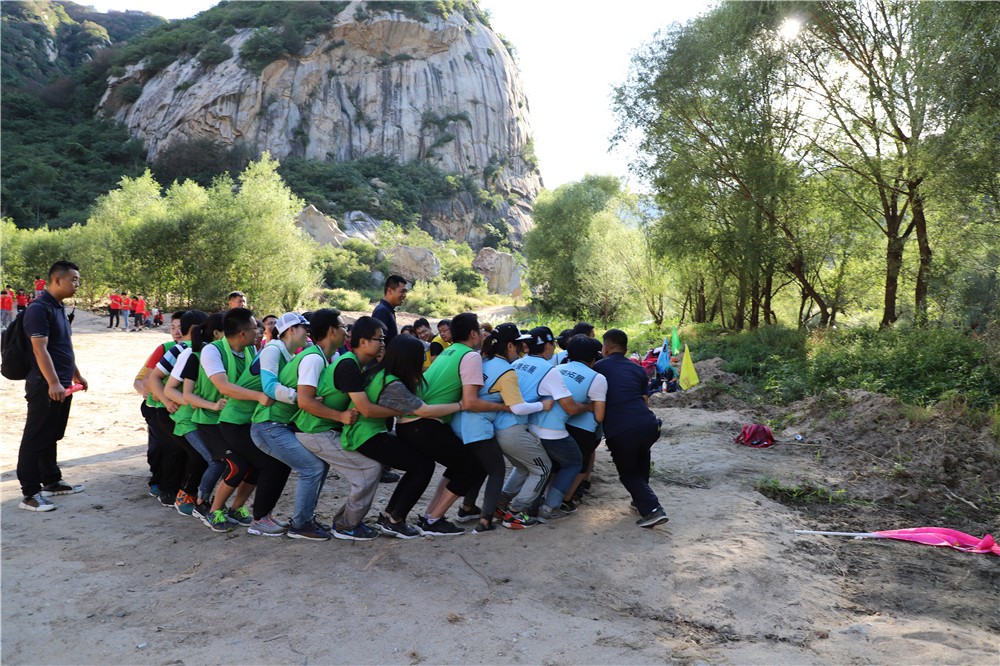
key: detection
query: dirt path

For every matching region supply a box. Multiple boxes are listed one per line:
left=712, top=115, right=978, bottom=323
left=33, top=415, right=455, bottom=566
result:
left=2, top=310, right=997, bottom=664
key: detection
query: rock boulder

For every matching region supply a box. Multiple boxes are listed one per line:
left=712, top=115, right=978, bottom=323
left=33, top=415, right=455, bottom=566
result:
left=472, top=247, right=522, bottom=296
left=377, top=245, right=441, bottom=282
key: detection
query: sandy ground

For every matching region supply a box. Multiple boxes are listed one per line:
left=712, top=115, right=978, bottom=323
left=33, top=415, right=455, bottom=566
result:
left=2, top=310, right=997, bottom=665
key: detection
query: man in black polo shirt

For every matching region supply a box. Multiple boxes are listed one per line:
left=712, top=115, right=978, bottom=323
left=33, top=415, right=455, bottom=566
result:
left=371, top=275, right=408, bottom=347
left=18, top=260, right=89, bottom=512
left=594, top=328, right=669, bottom=528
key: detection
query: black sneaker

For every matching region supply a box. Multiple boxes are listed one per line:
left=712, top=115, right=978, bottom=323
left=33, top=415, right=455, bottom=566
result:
left=287, top=520, right=332, bottom=541
left=158, top=492, right=175, bottom=508
left=193, top=502, right=211, bottom=526
left=454, top=504, right=482, bottom=523
left=417, top=516, right=465, bottom=536
left=559, top=500, right=578, bottom=513
left=380, top=469, right=401, bottom=483
left=637, top=506, right=669, bottom=528
left=333, top=522, right=380, bottom=541
left=374, top=513, right=421, bottom=539
left=472, top=519, right=496, bottom=534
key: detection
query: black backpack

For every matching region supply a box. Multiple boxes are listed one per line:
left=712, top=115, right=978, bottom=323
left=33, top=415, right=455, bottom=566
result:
left=1, top=302, right=52, bottom=380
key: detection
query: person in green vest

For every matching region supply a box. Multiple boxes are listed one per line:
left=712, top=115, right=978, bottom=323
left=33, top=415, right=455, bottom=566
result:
left=186, top=308, right=273, bottom=531
left=208, top=312, right=310, bottom=534
left=292, top=309, right=387, bottom=541
left=340, top=326, right=465, bottom=538
left=163, top=312, right=229, bottom=522
left=249, top=313, right=341, bottom=542
left=395, top=312, right=507, bottom=536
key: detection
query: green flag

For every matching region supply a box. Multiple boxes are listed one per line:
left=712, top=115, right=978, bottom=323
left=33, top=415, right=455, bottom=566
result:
left=671, top=327, right=681, bottom=356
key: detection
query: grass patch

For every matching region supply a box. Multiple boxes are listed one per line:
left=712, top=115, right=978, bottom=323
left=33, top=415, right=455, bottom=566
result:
left=755, top=476, right=851, bottom=505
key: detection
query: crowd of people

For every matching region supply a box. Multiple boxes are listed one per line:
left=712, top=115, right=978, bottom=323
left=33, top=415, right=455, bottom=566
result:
left=1, top=276, right=48, bottom=329
left=16, top=266, right=671, bottom=542
left=106, top=291, right=163, bottom=331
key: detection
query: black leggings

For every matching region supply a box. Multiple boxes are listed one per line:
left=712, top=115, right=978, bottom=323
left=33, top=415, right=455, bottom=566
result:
left=357, top=432, right=435, bottom=523
left=109, top=308, right=120, bottom=328
left=152, top=407, right=204, bottom=498
left=462, top=438, right=506, bottom=520
left=215, top=423, right=258, bottom=488
left=566, top=424, right=600, bottom=461
left=219, top=422, right=290, bottom=520
left=395, top=419, right=484, bottom=496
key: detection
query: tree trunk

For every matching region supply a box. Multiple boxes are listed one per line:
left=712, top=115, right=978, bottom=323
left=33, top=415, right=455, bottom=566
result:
left=910, top=182, right=931, bottom=326
left=787, top=254, right=830, bottom=327
left=881, top=235, right=905, bottom=328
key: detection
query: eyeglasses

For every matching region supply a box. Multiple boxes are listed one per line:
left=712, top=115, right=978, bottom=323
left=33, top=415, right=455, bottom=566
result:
left=369, top=337, right=386, bottom=344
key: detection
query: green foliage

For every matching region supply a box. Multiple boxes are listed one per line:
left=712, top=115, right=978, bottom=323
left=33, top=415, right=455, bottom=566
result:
left=277, top=155, right=487, bottom=228
left=312, top=287, right=372, bottom=312
left=313, top=239, right=386, bottom=291
left=197, top=39, right=233, bottom=66
left=117, top=82, right=143, bottom=104
left=239, top=27, right=284, bottom=75
left=2, top=156, right=320, bottom=314
left=755, top=476, right=850, bottom=505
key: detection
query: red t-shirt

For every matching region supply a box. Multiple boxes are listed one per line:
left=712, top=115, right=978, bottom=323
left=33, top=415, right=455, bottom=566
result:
left=110, top=294, right=121, bottom=310
left=0, top=294, right=12, bottom=310
left=135, top=299, right=147, bottom=315
left=16, top=294, right=27, bottom=306
left=122, top=297, right=132, bottom=310
left=34, top=279, right=46, bottom=291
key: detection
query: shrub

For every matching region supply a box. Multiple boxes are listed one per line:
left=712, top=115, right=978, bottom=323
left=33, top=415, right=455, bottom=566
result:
left=117, top=82, right=143, bottom=104
left=239, top=27, right=284, bottom=75
left=315, top=287, right=371, bottom=312
left=198, top=40, right=233, bottom=66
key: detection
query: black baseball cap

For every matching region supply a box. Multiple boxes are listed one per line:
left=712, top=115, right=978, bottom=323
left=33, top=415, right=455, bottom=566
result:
left=492, top=322, right=532, bottom=346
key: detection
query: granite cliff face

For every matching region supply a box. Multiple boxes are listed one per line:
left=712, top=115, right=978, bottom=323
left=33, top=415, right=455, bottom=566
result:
left=98, top=2, right=540, bottom=247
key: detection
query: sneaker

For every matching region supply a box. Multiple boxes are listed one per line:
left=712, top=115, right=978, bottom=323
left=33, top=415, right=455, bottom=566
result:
left=208, top=509, right=232, bottom=533
left=536, top=505, right=565, bottom=523
left=175, top=491, right=195, bottom=516
left=501, top=511, right=540, bottom=530
left=560, top=500, right=578, bottom=513
left=193, top=502, right=211, bottom=526
left=148, top=484, right=161, bottom=498
left=287, top=520, right=332, bottom=541
left=472, top=520, right=496, bottom=534
left=637, top=506, right=669, bottom=528
left=247, top=514, right=286, bottom=537
left=273, top=516, right=290, bottom=528
left=493, top=502, right=510, bottom=521
left=158, top=492, right=175, bottom=508
left=19, top=493, right=56, bottom=512
left=227, top=505, right=252, bottom=526
left=41, top=481, right=84, bottom=497
left=417, top=516, right=465, bottom=536
left=374, top=513, right=421, bottom=539
left=380, top=469, right=401, bottom=483
left=333, top=522, right=380, bottom=541
left=455, top=504, right=482, bottom=523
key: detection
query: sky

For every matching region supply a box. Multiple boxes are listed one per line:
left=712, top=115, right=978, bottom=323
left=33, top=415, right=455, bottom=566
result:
left=85, top=0, right=716, bottom=190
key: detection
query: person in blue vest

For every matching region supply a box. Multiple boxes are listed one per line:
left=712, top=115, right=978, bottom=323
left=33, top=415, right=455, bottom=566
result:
left=452, top=322, right=556, bottom=532
left=557, top=335, right=607, bottom=512
left=552, top=328, right=573, bottom=366
left=595, top=329, right=669, bottom=528
left=509, top=326, right=594, bottom=522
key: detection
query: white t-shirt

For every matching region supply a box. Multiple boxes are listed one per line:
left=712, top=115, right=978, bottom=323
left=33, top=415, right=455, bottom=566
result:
left=297, top=353, right=327, bottom=388
left=200, top=343, right=245, bottom=377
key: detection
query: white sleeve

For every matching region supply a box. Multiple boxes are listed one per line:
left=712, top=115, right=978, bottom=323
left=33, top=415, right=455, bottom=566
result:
left=170, top=347, right=193, bottom=382
left=200, top=344, right=225, bottom=377
left=538, top=368, right=572, bottom=401
left=297, top=354, right=325, bottom=388
left=588, top=373, right=608, bottom=401
left=510, top=401, right=543, bottom=416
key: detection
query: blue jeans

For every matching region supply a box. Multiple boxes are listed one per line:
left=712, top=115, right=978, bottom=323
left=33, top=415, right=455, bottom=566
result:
left=251, top=421, right=328, bottom=529
left=186, top=430, right=224, bottom=503
left=121, top=310, right=130, bottom=329
left=539, top=434, right=582, bottom=510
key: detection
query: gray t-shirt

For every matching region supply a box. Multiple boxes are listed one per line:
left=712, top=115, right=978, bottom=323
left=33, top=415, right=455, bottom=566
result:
left=378, top=381, right=423, bottom=414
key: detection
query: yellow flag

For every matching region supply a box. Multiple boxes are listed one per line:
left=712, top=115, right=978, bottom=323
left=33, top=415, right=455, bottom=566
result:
left=679, top=343, right=700, bottom=390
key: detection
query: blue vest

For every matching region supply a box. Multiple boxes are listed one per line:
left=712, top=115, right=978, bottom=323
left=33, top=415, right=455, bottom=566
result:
left=561, top=361, right=599, bottom=431
left=552, top=350, right=568, bottom=366
left=450, top=356, right=507, bottom=444
left=513, top=355, right=569, bottom=431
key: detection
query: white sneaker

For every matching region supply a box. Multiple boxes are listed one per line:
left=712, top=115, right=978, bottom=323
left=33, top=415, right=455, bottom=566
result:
left=19, top=493, right=56, bottom=512
left=40, top=481, right=84, bottom=497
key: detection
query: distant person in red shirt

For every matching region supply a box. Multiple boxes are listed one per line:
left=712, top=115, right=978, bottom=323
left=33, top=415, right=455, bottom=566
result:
left=108, top=291, right=121, bottom=329
left=121, top=294, right=132, bottom=330
left=1, top=286, right=13, bottom=328
left=33, top=276, right=46, bottom=298
left=133, top=295, right=147, bottom=331
left=16, top=289, right=28, bottom=313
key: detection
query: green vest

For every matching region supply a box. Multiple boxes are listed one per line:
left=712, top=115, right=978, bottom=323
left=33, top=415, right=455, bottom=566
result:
left=418, top=342, right=472, bottom=423
left=218, top=349, right=268, bottom=425
left=293, top=352, right=357, bottom=434
left=170, top=350, right=198, bottom=437
left=342, top=369, right=398, bottom=450
left=192, top=338, right=253, bottom=426
left=253, top=345, right=323, bottom=424
left=146, top=341, right=178, bottom=408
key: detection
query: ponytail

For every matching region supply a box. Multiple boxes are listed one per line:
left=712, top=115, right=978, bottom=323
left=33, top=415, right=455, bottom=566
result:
left=481, top=332, right=499, bottom=360
left=191, top=312, right=225, bottom=352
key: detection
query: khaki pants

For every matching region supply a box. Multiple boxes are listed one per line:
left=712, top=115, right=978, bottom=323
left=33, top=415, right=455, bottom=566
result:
left=296, top=430, right=382, bottom=529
